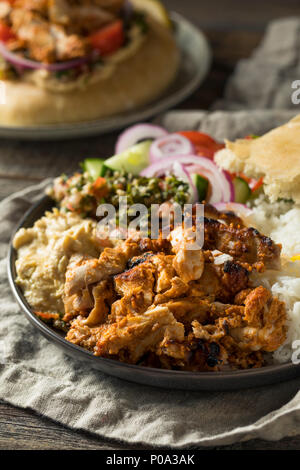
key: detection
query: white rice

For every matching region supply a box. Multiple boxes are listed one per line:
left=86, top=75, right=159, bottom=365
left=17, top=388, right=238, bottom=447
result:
left=248, top=196, right=300, bottom=364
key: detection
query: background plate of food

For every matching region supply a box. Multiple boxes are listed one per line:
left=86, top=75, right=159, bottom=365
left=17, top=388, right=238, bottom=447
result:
left=0, top=0, right=211, bottom=140
left=7, top=117, right=300, bottom=391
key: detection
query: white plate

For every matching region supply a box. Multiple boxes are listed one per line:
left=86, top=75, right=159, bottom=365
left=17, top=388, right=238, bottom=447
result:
left=0, top=13, right=211, bottom=140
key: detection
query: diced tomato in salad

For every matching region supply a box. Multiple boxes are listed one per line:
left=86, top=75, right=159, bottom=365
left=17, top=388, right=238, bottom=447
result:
left=178, top=131, right=225, bottom=159
left=34, top=311, right=59, bottom=321
left=91, top=176, right=109, bottom=198
left=248, top=176, right=263, bottom=192
left=0, top=21, right=16, bottom=42
left=89, top=20, right=125, bottom=56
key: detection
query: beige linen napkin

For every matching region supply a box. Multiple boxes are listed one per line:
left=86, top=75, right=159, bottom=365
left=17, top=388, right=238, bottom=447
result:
left=1, top=109, right=300, bottom=448
left=213, top=17, right=300, bottom=110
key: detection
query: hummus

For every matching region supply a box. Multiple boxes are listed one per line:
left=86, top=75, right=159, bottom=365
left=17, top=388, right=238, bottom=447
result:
left=13, top=209, right=100, bottom=314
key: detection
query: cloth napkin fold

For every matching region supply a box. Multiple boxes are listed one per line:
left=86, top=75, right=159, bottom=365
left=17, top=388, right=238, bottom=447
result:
left=1, top=109, right=300, bottom=449
left=213, top=17, right=300, bottom=110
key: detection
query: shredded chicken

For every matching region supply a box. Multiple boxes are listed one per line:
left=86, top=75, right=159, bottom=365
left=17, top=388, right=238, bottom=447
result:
left=169, top=226, right=205, bottom=283
left=4, top=0, right=125, bottom=62
left=95, top=305, right=185, bottom=363
left=55, top=204, right=287, bottom=371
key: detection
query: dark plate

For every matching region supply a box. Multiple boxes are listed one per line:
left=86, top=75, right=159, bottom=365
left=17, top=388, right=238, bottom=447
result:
left=7, top=196, right=300, bottom=390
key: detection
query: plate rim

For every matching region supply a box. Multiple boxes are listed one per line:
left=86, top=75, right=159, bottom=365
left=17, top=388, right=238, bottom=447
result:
left=7, top=194, right=300, bottom=390
left=0, top=12, right=212, bottom=141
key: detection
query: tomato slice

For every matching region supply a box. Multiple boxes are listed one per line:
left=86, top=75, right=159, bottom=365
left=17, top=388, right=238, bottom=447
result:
left=0, top=21, right=16, bottom=43
left=249, top=176, right=263, bottom=192
left=91, top=177, right=109, bottom=198
left=89, top=20, right=125, bottom=56
left=178, top=131, right=224, bottom=159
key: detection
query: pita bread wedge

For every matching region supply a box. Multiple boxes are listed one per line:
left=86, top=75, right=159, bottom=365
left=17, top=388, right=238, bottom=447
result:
left=0, top=19, right=179, bottom=126
left=215, top=114, right=300, bottom=203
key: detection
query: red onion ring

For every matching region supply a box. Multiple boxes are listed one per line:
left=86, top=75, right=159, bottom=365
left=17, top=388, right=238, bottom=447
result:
left=0, top=41, right=90, bottom=72
left=149, top=134, right=194, bottom=161
left=115, top=123, right=168, bottom=154
left=140, top=155, right=234, bottom=204
left=223, top=170, right=235, bottom=202
left=171, top=162, right=198, bottom=204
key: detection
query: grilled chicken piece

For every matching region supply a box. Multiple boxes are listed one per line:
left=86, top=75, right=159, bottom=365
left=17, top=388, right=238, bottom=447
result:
left=48, top=0, right=116, bottom=33
left=63, top=238, right=170, bottom=318
left=63, top=276, right=115, bottom=325
left=203, top=203, right=244, bottom=228
left=189, top=259, right=249, bottom=303
left=50, top=24, right=89, bottom=60
left=126, top=253, right=175, bottom=295
left=135, top=236, right=171, bottom=255
left=153, top=277, right=189, bottom=305
left=192, top=286, right=286, bottom=359
left=66, top=315, right=106, bottom=351
left=64, top=236, right=167, bottom=297
left=169, top=207, right=280, bottom=275
left=169, top=226, right=205, bottom=283
left=63, top=286, right=94, bottom=321
left=114, top=257, right=156, bottom=299
left=112, top=259, right=156, bottom=321
left=64, top=239, right=139, bottom=297
left=85, top=280, right=115, bottom=326
left=10, top=9, right=56, bottom=62
left=114, top=252, right=192, bottom=311
left=64, top=254, right=103, bottom=297
left=230, top=286, right=286, bottom=352
left=63, top=250, right=127, bottom=317
left=150, top=254, right=178, bottom=293
left=10, top=7, right=89, bottom=61
left=199, top=217, right=281, bottom=271
left=95, top=305, right=185, bottom=363
left=8, top=0, right=119, bottom=62
left=164, top=297, right=212, bottom=326
left=112, top=253, right=183, bottom=320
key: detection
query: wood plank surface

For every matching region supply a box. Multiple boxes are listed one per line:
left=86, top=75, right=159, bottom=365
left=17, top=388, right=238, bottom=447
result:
left=1, top=400, right=300, bottom=450
left=1, top=0, right=300, bottom=451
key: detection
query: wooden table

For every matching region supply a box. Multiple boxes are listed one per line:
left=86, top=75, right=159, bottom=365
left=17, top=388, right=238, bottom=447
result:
left=1, top=0, right=300, bottom=451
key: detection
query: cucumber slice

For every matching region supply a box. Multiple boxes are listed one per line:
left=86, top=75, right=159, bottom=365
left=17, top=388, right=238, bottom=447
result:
left=104, top=141, right=151, bottom=175
left=82, top=158, right=106, bottom=180
left=233, top=177, right=251, bottom=203
left=248, top=185, right=264, bottom=201
left=192, top=174, right=209, bottom=201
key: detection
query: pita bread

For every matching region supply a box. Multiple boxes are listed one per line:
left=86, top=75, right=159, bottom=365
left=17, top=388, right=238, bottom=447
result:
left=0, top=19, right=179, bottom=126
left=215, top=114, right=300, bottom=203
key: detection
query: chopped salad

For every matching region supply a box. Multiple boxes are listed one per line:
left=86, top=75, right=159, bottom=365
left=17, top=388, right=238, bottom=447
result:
left=49, top=122, right=263, bottom=221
